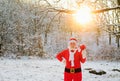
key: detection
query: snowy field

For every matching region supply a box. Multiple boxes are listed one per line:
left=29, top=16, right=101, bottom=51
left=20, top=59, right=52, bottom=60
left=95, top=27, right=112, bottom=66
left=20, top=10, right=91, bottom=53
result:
left=0, top=58, right=120, bottom=81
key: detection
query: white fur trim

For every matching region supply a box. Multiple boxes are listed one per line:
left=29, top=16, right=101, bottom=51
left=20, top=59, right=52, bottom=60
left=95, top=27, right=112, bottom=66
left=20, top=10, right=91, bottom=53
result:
left=77, top=47, right=81, bottom=52
left=69, top=40, right=77, bottom=43
left=82, top=50, right=87, bottom=58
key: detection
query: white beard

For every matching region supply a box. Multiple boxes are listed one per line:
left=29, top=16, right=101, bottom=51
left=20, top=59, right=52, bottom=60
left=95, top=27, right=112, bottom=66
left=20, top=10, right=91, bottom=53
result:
left=69, top=49, right=77, bottom=67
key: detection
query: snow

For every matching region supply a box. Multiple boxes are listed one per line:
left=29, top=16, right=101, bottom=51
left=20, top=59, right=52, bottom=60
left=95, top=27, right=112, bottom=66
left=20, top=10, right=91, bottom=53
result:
left=0, top=58, right=119, bottom=81
left=82, top=61, right=120, bottom=81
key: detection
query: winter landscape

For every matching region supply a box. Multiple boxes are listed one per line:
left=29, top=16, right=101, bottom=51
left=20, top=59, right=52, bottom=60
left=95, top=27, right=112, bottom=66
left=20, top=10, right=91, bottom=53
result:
left=0, top=0, right=120, bottom=81
left=0, top=58, right=119, bottom=81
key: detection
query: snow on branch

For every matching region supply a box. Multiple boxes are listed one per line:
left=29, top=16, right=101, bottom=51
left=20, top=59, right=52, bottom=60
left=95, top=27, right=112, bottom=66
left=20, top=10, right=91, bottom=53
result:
left=47, top=6, right=120, bottom=14
left=92, top=6, right=120, bottom=13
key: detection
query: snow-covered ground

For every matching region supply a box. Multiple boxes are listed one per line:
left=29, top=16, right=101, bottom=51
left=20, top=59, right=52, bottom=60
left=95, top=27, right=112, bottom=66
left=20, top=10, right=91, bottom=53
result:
left=0, top=58, right=119, bottom=81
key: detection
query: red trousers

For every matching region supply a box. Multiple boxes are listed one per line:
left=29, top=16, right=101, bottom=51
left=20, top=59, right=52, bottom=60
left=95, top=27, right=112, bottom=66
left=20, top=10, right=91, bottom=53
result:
left=64, top=72, right=82, bottom=81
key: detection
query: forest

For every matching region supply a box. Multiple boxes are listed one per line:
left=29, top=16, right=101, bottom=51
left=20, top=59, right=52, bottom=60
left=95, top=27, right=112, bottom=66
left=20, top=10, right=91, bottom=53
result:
left=0, top=0, right=120, bottom=61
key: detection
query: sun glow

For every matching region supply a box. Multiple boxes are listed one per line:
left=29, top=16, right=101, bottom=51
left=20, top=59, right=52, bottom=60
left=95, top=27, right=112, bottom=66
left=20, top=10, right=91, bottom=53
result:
left=73, top=6, right=92, bottom=24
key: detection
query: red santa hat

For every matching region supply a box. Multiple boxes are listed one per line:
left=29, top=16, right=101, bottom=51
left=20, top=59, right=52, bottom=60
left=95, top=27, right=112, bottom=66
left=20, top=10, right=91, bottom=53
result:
left=69, top=37, right=77, bottom=43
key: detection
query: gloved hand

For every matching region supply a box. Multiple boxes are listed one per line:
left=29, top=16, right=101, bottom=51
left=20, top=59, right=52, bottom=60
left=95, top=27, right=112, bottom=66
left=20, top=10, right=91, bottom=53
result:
left=77, top=44, right=86, bottom=52
left=80, top=44, right=86, bottom=50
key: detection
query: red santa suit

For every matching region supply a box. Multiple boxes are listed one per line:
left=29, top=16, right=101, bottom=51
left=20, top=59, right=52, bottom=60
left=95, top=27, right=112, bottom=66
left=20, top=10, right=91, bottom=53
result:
left=56, top=38, right=86, bottom=81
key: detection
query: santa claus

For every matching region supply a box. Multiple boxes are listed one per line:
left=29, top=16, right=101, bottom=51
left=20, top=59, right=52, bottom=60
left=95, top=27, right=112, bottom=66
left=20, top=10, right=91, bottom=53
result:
left=56, top=37, right=87, bottom=81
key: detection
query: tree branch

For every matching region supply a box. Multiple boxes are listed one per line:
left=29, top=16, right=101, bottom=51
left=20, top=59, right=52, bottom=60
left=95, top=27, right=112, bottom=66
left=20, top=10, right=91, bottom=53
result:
left=92, top=6, right=120, bottom=13
left=49, top=6, right=120, bottom=14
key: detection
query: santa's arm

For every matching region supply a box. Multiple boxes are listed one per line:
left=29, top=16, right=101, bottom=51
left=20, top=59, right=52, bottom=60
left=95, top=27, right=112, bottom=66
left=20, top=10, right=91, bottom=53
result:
left=56, top=50, right=65, bottom=62
left=79, top=44, right=87, bottom=63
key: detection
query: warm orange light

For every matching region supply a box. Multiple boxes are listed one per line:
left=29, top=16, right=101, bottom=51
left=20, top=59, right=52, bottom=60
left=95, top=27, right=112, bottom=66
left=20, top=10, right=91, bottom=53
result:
left=73, top=6, right=92, bottom=24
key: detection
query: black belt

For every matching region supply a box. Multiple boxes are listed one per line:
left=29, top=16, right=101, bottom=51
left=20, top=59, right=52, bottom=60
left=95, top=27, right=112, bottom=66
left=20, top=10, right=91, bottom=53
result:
left=65, top=68, right=81, bottom=73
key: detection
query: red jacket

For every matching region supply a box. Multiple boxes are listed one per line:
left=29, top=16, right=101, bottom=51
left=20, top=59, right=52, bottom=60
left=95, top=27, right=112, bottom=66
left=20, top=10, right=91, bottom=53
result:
left=56, top=48, right=86, bottom=69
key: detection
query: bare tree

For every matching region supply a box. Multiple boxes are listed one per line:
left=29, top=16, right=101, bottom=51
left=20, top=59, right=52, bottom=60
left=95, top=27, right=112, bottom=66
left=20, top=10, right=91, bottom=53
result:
left=0, top=0, right=120, bottom=59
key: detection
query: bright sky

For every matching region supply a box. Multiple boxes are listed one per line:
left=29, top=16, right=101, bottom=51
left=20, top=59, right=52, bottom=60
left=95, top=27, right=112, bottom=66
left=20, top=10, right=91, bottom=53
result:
left=23, top=0, right=93, bottom=24
left=73, top=6, right=93, bottom=24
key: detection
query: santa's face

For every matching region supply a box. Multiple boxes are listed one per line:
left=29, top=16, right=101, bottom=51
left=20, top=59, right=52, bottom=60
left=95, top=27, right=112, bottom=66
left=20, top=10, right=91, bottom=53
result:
left=69, top=42, right=77, bottom=50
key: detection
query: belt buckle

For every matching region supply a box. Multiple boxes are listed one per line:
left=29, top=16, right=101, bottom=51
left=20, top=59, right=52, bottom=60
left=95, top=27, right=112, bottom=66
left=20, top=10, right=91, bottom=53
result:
left=70, top=68, right=75, bottom=73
